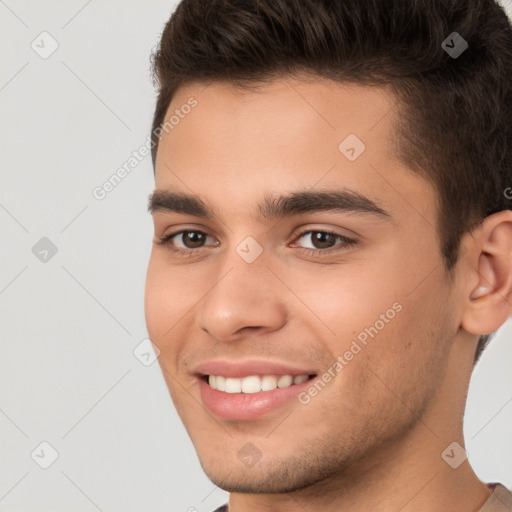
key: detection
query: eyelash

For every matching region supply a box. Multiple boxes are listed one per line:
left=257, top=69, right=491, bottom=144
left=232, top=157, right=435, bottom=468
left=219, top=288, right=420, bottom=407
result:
left=155, top=228, right=357, bottom=257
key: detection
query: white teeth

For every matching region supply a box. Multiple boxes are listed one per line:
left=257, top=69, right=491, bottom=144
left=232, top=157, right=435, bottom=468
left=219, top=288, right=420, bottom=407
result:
left=216, top=375, right=226, bottom=392
left=261, top=375, right=277, bottom=391
left=224, top=377, right=242, bottom=393
left=207, top=374, right=311, bottom=393
left=277, top=375, right=293, bottom=388
left=241, top=375, right=262, bottom=394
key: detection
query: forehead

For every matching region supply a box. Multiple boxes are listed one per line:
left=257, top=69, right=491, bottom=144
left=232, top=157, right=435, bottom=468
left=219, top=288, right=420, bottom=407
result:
left=159, top=77, right=397, bottom=163
left=154, top=76, right=436, bottom=226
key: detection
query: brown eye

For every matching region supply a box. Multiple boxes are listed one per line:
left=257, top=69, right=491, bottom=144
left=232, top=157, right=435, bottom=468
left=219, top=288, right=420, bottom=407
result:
left=307, top=231, right=338, bottom=249
left=178, top=230, right=207, bottom=249
left=291, top=229, right=356, bottom=253
left=157, top=229, right=218, bottom=254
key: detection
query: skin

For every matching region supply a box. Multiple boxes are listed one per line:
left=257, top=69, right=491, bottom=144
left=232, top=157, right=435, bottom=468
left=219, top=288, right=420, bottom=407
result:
left=144, top=75, right=512, bottom=512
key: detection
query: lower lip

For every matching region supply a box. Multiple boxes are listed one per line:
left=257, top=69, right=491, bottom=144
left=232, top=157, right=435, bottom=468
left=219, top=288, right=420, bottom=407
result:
left=198, top=377, right=315, bottom=421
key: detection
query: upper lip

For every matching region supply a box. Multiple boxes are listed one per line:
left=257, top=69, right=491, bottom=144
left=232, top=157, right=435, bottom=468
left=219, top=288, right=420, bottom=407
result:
left=194, top=359, right=318, bottom=379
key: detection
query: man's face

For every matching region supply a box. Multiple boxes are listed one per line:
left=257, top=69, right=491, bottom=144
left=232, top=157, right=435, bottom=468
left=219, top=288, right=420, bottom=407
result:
left=145, top=77, right=461, bottom=492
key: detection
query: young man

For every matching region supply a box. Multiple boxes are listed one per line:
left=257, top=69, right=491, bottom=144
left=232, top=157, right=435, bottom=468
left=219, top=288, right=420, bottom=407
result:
left=144, top=0, right=512, bottom=510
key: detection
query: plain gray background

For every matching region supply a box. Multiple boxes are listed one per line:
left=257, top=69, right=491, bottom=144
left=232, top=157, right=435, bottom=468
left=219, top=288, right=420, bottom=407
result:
left=1, top=1, right=511, bottom=511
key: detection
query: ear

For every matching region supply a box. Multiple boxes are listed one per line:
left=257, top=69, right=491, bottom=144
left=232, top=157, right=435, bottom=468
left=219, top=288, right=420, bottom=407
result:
left=461, top=210, right=512, bottom=336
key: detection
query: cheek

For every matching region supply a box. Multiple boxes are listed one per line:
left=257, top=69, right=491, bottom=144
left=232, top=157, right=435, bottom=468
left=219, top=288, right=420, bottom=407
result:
left=144, top=254, right=196, bottom=342
left=291, top=253, right=452, bottom=407
left=144, top=260, right=191, bottom=408
left=144, top=258, right=169, bottom=341
left=306, top=239, right=445, bottom=356
left=144, top=254, right=211, bottom=384
left=283, top=258, right=404, bottom=344
left=357, top=276, right=455, bottom=414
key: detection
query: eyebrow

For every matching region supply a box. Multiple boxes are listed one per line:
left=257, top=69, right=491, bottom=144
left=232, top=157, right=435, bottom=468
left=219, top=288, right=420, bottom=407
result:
left=147, top=188, right=391, bottom=221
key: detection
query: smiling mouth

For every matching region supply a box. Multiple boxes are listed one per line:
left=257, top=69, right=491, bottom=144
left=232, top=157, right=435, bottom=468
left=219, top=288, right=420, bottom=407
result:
left=203, top=374, right=317, bottom=393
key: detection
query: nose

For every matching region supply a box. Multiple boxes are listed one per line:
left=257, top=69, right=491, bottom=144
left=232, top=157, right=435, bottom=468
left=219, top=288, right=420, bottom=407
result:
left=197, top=247, right=288, bottom=342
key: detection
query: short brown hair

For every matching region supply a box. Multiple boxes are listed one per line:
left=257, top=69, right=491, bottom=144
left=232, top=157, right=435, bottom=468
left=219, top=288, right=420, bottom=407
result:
left=150, top=0, right=512, bottom=362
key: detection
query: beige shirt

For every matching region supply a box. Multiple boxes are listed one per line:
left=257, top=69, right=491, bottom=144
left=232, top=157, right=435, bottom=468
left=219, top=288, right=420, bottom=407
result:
left=479, top=483, right=512, bottom=511
left=212, top=483, right=512, bottom=512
